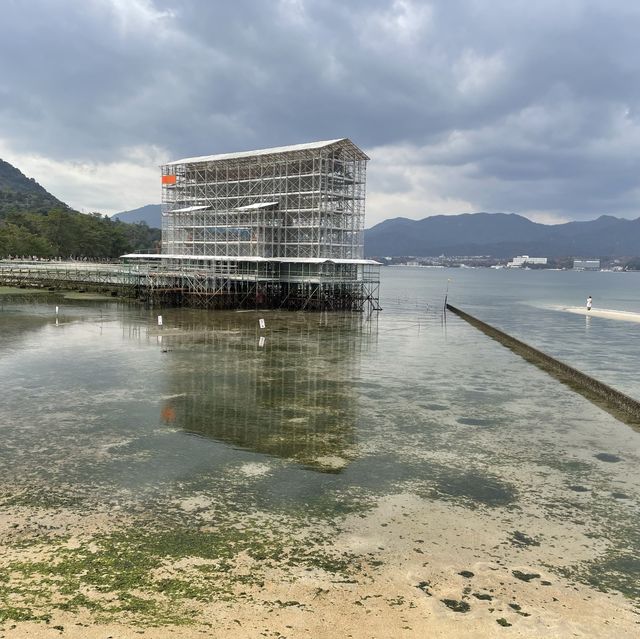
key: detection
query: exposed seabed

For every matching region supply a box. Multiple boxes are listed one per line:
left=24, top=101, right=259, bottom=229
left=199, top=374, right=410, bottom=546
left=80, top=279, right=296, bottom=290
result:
left=0, top=289, right=639, bottom=638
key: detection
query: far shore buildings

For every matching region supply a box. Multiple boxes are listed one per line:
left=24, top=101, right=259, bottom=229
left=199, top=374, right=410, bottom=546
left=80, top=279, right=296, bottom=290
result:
left=125, top=139, right=380, bottom=311
left=506, top=255, right=548, bottom=268
left=573, top=259, right=601, bottom=271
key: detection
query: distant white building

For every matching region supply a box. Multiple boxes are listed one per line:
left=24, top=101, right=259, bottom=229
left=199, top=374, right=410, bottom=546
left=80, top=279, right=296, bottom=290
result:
left=573, top=259, right=600, bottom=271
left=507, top=255, right=548, bottom=268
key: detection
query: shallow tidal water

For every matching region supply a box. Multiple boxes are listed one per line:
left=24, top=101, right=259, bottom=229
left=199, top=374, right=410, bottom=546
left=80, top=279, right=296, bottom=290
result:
left=0, top=268, right=639, bottom=633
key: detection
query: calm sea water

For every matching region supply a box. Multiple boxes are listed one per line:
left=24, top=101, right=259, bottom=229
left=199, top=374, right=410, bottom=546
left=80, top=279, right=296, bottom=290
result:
left=387, top=266, right=640, bottom=396
left=0, top=267, right=639, bottom=597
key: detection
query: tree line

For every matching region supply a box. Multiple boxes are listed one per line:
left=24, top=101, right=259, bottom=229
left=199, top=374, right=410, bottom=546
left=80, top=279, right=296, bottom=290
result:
left=0, top=209, right=160, bottom=259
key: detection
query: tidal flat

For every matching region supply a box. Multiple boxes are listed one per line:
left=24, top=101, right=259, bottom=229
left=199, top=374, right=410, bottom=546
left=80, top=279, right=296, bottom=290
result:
left=1, top=269, right=639, bottom=638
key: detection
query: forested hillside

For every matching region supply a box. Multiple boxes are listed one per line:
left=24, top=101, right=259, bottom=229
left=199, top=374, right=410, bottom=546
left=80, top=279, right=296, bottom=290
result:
left=0, top=159, right=68, bottom=216
left=0, top=210, right=159, bottom=258
left=0, top=159, right=160, bottom=258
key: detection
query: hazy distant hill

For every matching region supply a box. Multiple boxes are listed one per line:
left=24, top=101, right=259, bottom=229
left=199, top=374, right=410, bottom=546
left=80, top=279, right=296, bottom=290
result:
left=0, top=159, right=68, bottom=215
left=113, top=204, right=161, bottom=228
left=364, top=213, right=640, bottom=258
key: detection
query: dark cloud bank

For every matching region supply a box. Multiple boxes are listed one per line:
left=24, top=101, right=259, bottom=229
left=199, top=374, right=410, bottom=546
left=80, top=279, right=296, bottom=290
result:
left=1, top=0, right=640, bottom=221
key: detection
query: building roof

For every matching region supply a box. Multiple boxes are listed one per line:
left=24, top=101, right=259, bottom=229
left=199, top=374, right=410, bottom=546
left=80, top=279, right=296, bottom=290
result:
left=164, top=138, right=369, bottom=166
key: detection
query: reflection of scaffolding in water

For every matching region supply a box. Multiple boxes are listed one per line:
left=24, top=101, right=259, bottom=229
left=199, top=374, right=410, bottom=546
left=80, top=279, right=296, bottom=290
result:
left=125, top=139, right=381, bottom=312
left=155, top=312, right=371, bottom=470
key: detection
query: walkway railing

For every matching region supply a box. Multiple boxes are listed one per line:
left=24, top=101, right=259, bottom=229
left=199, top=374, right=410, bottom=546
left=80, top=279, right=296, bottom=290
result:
left=0, top=260, right=380, bottom=312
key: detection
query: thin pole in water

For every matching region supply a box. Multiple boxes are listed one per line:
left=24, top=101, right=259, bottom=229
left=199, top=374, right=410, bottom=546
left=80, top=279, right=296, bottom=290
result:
left=443, top=278, right=452, bottom=312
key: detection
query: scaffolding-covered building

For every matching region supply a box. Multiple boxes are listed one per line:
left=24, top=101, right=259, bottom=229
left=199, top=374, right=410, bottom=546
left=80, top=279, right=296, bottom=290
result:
left=125, top=139, right=380, bottom=311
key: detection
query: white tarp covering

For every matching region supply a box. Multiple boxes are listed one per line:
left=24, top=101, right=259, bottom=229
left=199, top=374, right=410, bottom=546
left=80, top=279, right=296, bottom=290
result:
left=121, top=253, right=380, bottom=265
left=170, top=205, right=209, bottom=213
left=235, top=202, right=279, bottom=211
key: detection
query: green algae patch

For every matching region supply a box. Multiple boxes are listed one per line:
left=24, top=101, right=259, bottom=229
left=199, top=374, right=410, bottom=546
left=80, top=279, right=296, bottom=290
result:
left=512, top=570, right=540, bottom=582
left=553, top=516, right=640, bottom=602
left=510, top=530, right=541, bottom=547
left=2, top=490, right=84, bottom=510
left=62, top=292, right=117, bottom=301
left=399, top=462, right=518, bottom=509
left=0, top=286, right=50, bottom=296
left=1, top=521, right=359, bottom=627
left=435, top=470, right=517, bottom=507
left=560, top=552, right=640, bottom=601
left=594, top=453, right=623, bottom=463
left=441, top=599, right=470, bottom=613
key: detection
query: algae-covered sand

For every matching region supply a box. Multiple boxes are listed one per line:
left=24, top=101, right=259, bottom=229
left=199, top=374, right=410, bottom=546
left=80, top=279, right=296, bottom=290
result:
left=1, top=489, right=638, bottom=639
left=1, top=289, right=640, bottom=637
left=0, top=287, right=50, bottom=296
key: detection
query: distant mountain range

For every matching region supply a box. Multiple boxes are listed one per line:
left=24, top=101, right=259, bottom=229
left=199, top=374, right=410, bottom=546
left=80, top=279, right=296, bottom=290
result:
left=112, top=204, right=161, bottom=228
left=364, top=213, right=640, bottom=258
left=112, top=205, right=640, bottom=257
left=4, top=151, right=640, bottom=259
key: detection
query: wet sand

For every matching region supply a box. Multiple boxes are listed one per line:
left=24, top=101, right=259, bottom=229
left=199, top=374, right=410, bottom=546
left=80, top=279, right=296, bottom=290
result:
left=558, top=306, right=640, bottom=323
left=2, top=492, right=638, bottom=639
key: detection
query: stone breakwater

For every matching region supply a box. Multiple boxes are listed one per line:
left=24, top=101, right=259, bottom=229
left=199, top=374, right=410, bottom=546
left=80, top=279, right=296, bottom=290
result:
left=446, top=303, right=640, bottom=427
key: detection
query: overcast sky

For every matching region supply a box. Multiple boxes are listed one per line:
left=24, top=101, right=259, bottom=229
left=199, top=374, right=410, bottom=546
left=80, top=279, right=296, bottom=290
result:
left=2, top=0, right=640, bottom=226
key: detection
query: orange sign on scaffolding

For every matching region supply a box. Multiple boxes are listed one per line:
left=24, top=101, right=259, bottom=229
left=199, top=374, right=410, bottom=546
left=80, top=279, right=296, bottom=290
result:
left=162, top=174, right=177, bottom=185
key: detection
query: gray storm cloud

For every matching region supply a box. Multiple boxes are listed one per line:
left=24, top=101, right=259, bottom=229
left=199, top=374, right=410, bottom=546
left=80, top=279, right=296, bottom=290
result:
left=1, top=0, right=639, bottom=222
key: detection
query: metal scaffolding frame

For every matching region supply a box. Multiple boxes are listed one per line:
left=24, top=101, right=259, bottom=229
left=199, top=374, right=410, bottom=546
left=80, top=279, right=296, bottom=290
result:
left=162, top=139, right=367, bottom=260
left=0, top=141, right=380, bottom=312
left=123, top=256, right=381, bottom=311
left=147, top=138, right=381, bottom=312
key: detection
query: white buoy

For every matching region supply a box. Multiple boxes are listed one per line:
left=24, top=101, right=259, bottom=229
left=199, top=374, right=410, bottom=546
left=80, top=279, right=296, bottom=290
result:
left=259, top=336, right=266, bottom=347
left=259, top=318, right=266, bottom=329
left=55, top=306, right=59, bottom=316
left=157, top=315, right=163, bottom=327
